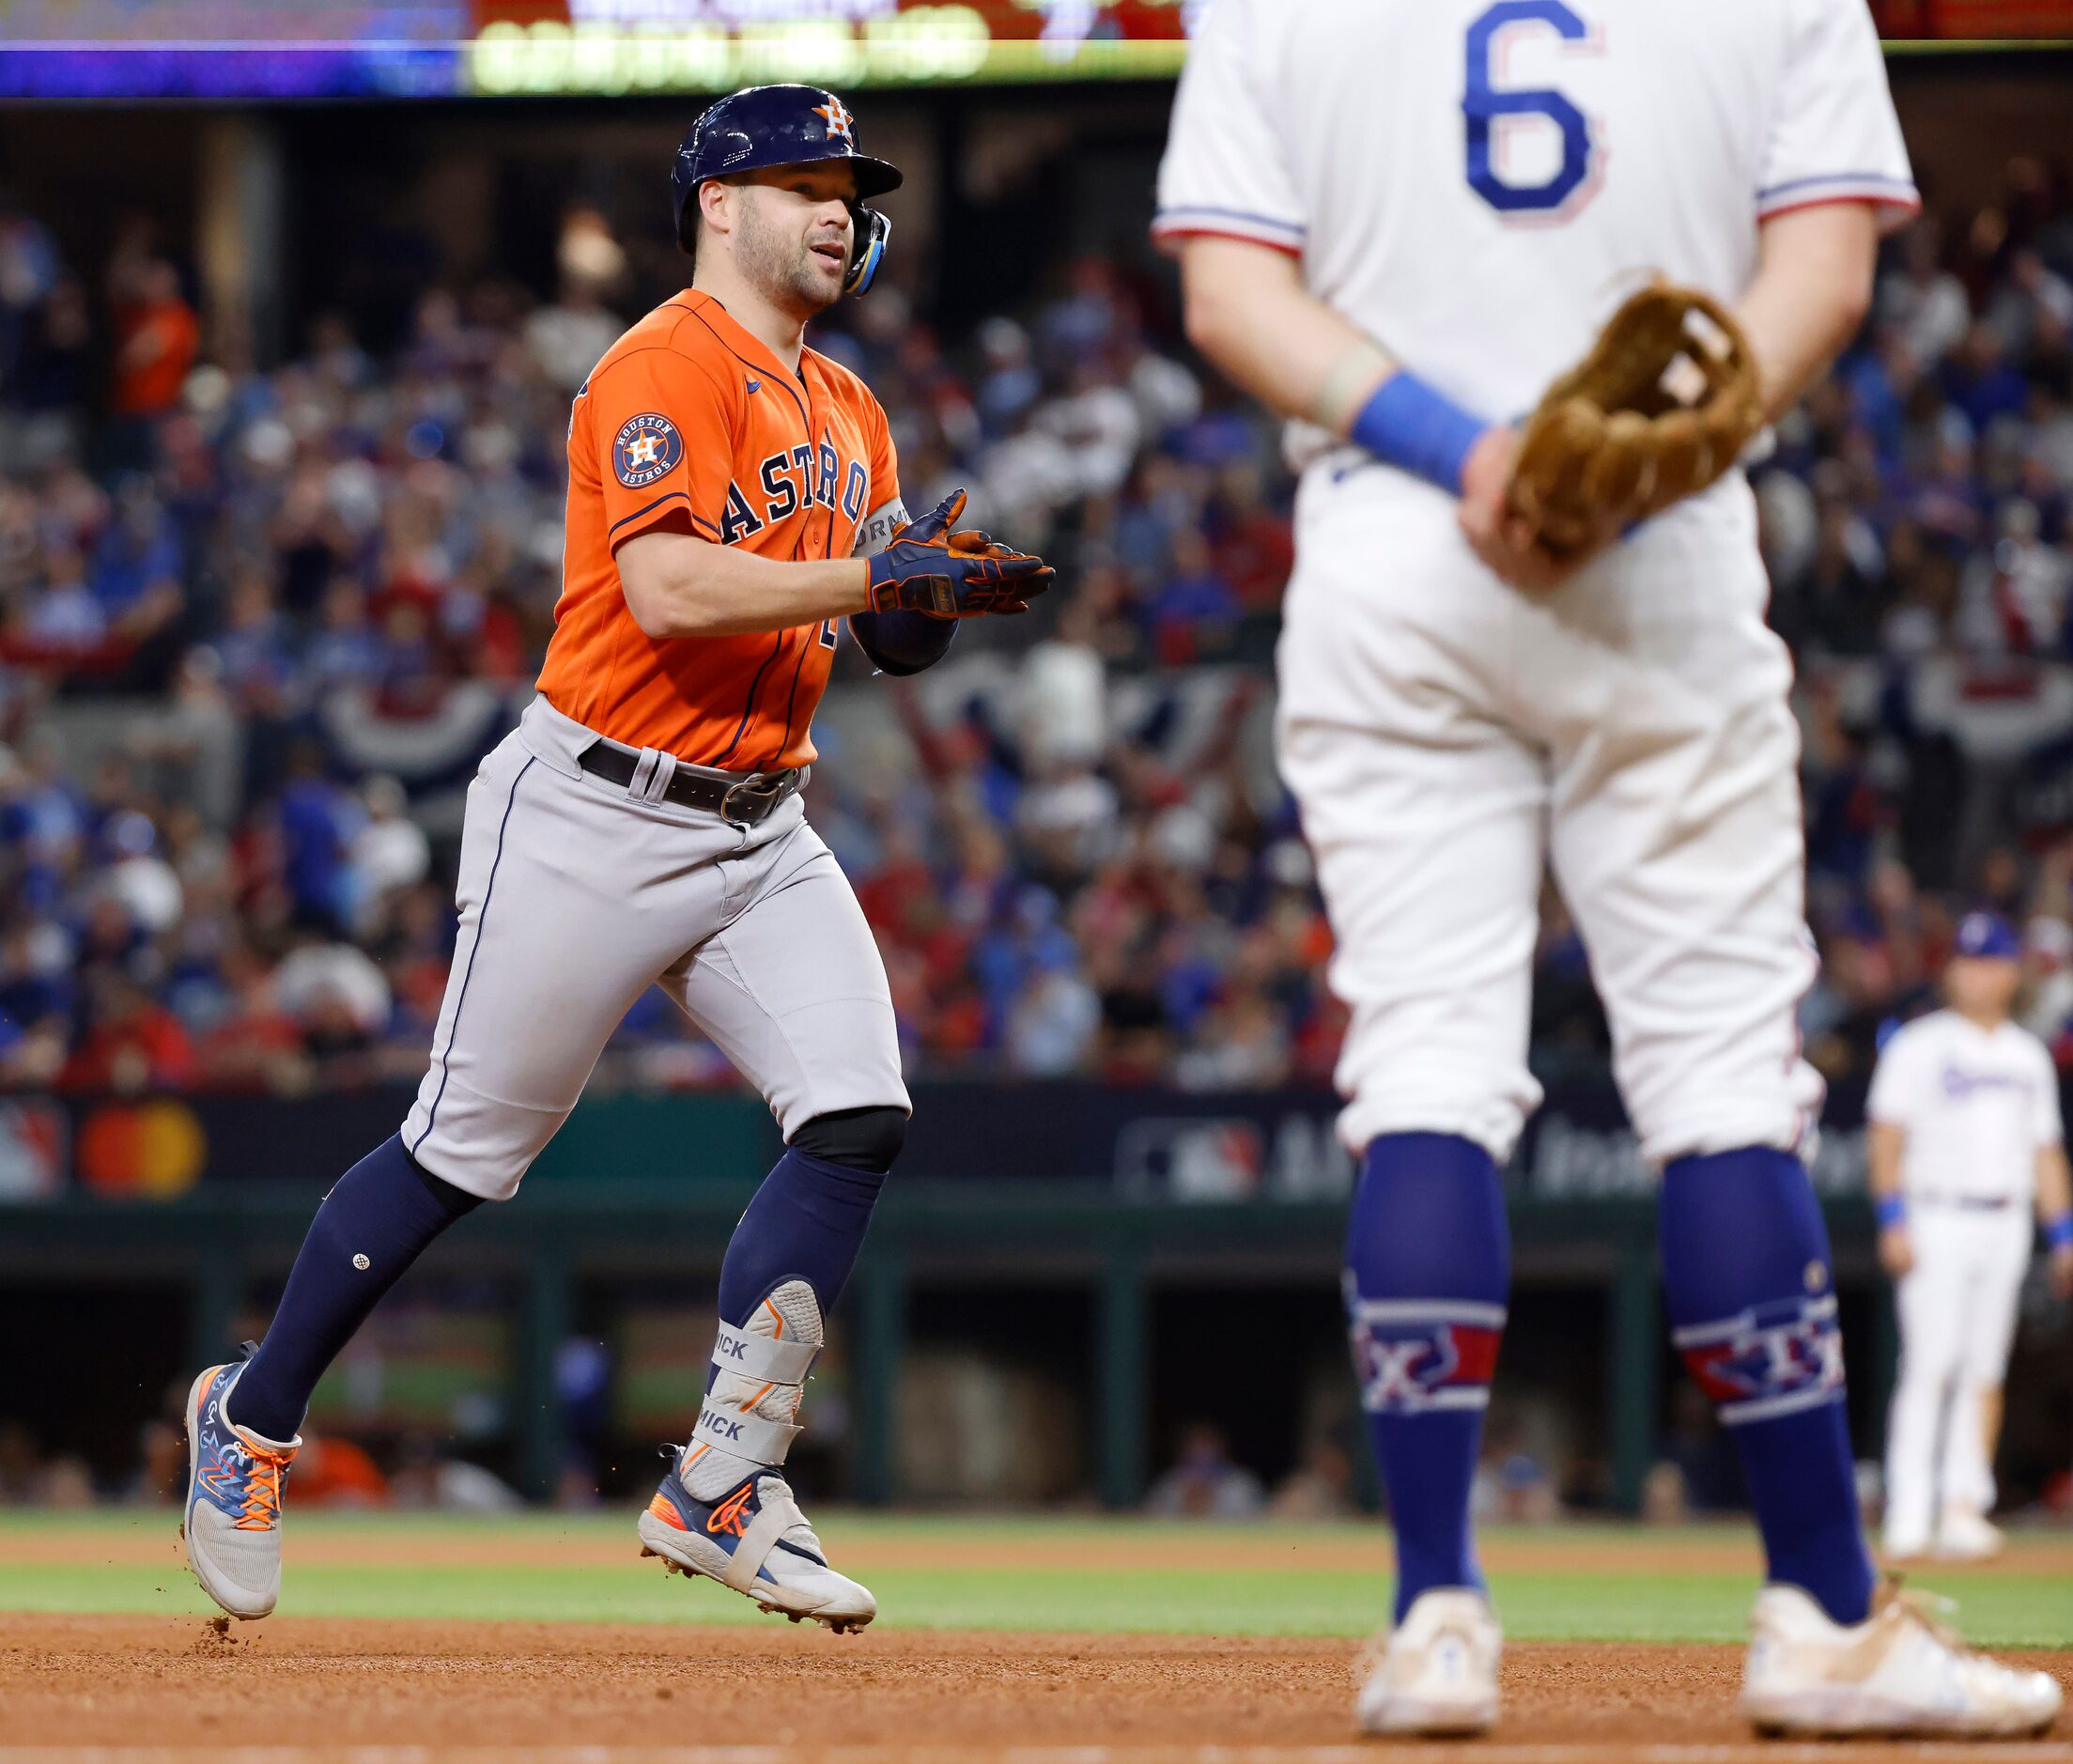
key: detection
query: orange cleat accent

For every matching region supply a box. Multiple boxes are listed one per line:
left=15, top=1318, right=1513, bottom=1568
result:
left=647, top=1491, right=688, bottom=1530
left=706, top=1483, right=755, bottom=1538
left=231, top=1436, right=293, bottom=1532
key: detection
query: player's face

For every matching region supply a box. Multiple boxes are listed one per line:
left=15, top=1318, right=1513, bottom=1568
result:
left=732, top=163, right=858, bottom=317
left=1946, top=954, right=2021, bottom=1020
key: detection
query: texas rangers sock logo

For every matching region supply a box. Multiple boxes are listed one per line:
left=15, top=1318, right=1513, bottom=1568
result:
left=1674, top=1292, right=1845, bottom=1425
left=1347, top=1298, right=1505, bottom=1415
left=614, top=412, right=683, bottom=488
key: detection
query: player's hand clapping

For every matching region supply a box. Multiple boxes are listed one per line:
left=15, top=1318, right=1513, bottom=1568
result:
left=1456, top=426, right=1619, bottom=594
left=866, top=489, right=1054, bottom=619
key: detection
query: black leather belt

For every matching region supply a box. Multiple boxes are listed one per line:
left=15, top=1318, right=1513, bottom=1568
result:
left=577, top=740, right=802, bottom=827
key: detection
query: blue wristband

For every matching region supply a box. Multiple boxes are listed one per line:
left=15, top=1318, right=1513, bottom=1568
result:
left=1349, top=372, right=1488, bottom=496
left=1874, top=1195, right=1907, bottom=1230
left=2047, top=1213, right=2073, bottom=1252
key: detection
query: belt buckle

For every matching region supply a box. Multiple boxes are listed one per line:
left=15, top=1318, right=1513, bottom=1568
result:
left=719, top=773, right=781, bottom=828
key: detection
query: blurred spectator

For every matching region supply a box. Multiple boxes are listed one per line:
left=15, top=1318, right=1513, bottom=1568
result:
left=272, top=934, right=393, bottom=1057
left=1269, top=1435, right=1357, bottom=1519
left=1147, top=1420, right=1266, bottom=1518
left=0, top=1420, right=40, bottom=1501
left=1471, top=1449, right=1559, bottom=1524
left=1640, top=1461, right=1694, bottom=1525
left=289, top=1431, right=391, bottom=1507
left=58, top=968, right=194, bottom=1092
left=107, top=249, right=198, bottom=422
left=1, top=170, right=2073, bottom=1099
left=348, top=775, right=431, bottom=933
left=390, top=1436, right=525, bottom=1511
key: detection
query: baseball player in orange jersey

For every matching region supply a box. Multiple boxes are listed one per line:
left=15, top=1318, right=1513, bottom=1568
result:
left=177, top=85, right=1051, bottom=1632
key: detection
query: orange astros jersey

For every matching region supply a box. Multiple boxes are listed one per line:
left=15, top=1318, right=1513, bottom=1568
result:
left=538, top=289, right=903, bottom=771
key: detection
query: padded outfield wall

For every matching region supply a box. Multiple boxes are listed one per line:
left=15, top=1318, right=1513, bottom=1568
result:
left=0, top=1071, right=1997, bottom=1518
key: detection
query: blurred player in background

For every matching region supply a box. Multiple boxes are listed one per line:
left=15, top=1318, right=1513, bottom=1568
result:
left=1869, top=911, right=2073, bottom=1562
left=1155, top=0, right=2060, bottom=1740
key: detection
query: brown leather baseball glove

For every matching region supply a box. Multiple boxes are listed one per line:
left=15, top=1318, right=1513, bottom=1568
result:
left=1505, top=282, right=1764, bottom=562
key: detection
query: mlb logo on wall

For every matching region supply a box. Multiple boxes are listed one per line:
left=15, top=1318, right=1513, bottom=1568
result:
left=1115, top=1118, right=1264, bottom=1201
left=614, top=412, right=683, bottom=488
left=0, top=1099, right=67, bottom=1201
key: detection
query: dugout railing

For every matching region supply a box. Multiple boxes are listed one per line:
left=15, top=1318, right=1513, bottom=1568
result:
left=0, top=1178, right=1888, bottom=1511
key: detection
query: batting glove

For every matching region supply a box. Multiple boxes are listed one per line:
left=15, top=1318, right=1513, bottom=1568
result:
left=865, top=489, right=1054, bottom=618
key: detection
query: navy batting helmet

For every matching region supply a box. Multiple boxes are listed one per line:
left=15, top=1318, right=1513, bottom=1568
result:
left=672, top=85, right=902, bottom=298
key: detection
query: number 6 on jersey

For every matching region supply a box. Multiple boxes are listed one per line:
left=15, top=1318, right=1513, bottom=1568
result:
left=1464, top=0, right=1603, bottom=220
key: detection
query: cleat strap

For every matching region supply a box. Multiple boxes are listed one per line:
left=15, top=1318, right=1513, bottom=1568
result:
left=693, top=1398, right=800, bottom=1465
left=722, top=1484, right=805, bottom=1594
left=711, top=1322, right=817, bottom=1385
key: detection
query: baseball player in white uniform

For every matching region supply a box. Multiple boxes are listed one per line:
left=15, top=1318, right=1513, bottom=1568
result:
left=1157, top=0, right=2061, bottom=1738
left=1869, top=911, right=2073, bottom=1562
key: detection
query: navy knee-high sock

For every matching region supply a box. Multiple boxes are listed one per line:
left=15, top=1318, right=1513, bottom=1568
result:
left=716, top=1145, right=887, bottom=1327
left=230, top=1135, right=482, bottom=1442
left=1345, top=1132, right=1510, bottom=1623
left=1661, top=1146, right=1874, bottom=1626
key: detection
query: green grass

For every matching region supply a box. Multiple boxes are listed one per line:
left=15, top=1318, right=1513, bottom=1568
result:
left=2, top=1512, right=2067, bottom=1646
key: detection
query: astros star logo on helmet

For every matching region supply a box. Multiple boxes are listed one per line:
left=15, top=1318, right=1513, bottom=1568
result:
left=815, top=96, right=854, bottom=143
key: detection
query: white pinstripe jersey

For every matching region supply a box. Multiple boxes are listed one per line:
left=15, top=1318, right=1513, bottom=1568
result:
left=1154, top=0, right=1917, bottom=425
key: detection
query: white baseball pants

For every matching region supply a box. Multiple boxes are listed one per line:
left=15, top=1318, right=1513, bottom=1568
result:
left=1276, top=467, right=1823, bottom=1168
left=1883, top=1204, right=2033, bottom=1546
left=402, top=695, right=909, bottom=1200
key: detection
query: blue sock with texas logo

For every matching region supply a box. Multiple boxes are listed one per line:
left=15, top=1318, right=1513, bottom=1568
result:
left=1344, top=1132, right=1510, bottom=1624
left=1660, top=1146, right=1874, bottom=1626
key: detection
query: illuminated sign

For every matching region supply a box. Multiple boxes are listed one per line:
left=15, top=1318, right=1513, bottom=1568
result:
left=0, top=0, right=2061, bottom=101
left=466, top=4, right=1191, bottom=94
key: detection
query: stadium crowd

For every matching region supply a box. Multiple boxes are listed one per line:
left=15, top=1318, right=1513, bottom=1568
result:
left=5, top=159, right=2073, bottom=1101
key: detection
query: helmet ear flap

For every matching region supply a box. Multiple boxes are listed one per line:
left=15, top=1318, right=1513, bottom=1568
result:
left=845, top=206, right=890, bottom=297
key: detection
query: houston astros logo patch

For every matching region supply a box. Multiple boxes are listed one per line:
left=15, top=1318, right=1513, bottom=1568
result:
left=815, top=96, right=854, bottom=142
left=614, top=412, right=683, bottom=488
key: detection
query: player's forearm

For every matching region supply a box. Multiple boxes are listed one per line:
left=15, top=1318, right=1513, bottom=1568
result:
left=1865, top=1122, right=1906, bottom=1198
left=2035, top=1144, right=2072, bottom=1222
left=1178, top=237, right=1487, bottom=495
left=1178, top=238, right=1395, bottom=429
left=1735, top=205, right=1879, bottom=424
left=616, top=532, right=868, bottom=640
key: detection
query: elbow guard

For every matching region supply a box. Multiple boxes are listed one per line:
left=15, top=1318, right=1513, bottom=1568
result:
left=852, top=608, right=956, bottom=676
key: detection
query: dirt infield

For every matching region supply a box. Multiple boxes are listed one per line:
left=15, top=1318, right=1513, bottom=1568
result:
left=4, top=1613, right=2068, bottom=1762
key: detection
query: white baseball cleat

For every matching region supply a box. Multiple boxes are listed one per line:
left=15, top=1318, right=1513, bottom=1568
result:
left=181, top=1359, right=300, bottom=1620
left=1354, top=1587, right=1501, bottom=1736
left=1741, top=1583, right=2062, bottom=1736
left=1934, top=1509, right=2006, bottom=1561
left=638, top=1462, right=876, bottom=1632
left=636, top=1278, right=874, bottom=1632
